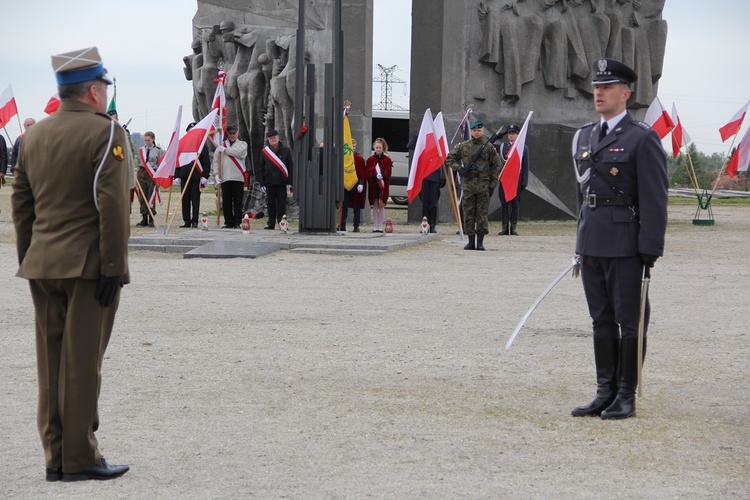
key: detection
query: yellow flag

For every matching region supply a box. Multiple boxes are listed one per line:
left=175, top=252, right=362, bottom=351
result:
left=343, top=113, right=358, bottom=190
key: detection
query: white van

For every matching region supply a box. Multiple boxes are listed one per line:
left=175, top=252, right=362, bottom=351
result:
left=372, top=110, right=409, bottom=205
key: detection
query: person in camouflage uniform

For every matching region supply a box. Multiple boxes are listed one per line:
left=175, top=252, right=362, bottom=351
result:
left=445, top=120, right=501, bottom=250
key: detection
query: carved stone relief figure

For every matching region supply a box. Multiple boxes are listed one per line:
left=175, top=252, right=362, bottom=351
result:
left=199, top=26, right=222, bottom=119
left=184, top=37, right=207, bottom=121
left=478, top=0, right=544, bottom=103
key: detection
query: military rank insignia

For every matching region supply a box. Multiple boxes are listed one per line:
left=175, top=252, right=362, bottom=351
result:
left=609, top=167, right=619, bottom=176
left=112, top=145, right=125, bottom=161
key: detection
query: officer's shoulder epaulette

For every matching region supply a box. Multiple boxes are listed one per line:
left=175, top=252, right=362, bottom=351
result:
left=633, top=120, right=651, bottom=131
left=580, top=121, right=597, bottom=130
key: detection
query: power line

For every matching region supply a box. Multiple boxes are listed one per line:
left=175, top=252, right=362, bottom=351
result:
left=373, top=64, right=406, bottom=111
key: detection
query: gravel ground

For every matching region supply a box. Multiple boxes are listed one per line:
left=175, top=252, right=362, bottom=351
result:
left=0, top=186, right=748, bottom=499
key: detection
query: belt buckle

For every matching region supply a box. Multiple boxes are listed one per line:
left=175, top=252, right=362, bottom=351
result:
left=587, top=192, right=597, bottom=208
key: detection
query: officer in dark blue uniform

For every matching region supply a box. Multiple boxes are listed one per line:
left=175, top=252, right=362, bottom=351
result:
left=571, top=59, right=668, bottom=420
left=494, top=124, right=529, bottom=235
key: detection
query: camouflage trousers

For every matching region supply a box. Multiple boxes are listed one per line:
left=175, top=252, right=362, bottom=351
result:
left=136, top=168, right=156, bottom=216
left=462, top=190, right=490, bottom=236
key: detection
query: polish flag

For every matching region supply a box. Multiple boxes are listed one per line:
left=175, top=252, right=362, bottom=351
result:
left=433, top=111, right=449, bottom=161
left=178, top=108, right=218, bottom=174
left=719, top=99, right=750, bottom=143
left=44, top=93, right=61, bottom=115
left=644, top=97, right=674, bottom=139
left=0, top=85, right=18, bottom=129
left=726, top=127, right=750, bottom=177
left=670, top=104, right=692, bottom=158
left=211, top=71, right=227, bottom=143
left=406, top=109, right=442, bottom=202
left=500, top=111, right=533, bottom=203
left=153, top=106, right=183, bottom=188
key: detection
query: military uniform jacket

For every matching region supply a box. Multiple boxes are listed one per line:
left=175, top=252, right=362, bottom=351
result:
left=573, top=113, right=668, bottom=258
left=12, top=100, right=132, bottom=281
left=445, top=137, right=501, bottom=194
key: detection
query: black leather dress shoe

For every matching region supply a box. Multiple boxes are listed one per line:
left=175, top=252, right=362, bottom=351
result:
left=62, top=457, right=130, bottom=482
left=180, top=222, right=191, bottom=228
left=46, top=467, right=62, bottom=482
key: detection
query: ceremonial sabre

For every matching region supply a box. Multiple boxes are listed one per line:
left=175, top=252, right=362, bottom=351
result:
left=637, top=267, right=650, bottom=398
left=505, top=257, right=579, bottom=350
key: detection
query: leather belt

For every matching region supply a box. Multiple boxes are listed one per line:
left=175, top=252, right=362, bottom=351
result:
left=587, top=193, right=634, bottom=208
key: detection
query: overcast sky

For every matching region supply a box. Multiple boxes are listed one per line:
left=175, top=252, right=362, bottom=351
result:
left=1, top=0, right=748, bottom=155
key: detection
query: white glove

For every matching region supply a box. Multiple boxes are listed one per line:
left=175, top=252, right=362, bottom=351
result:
left=357, top=184, right=363, bottom=193
left=286, top=185, right=293, bottom=197
left=215, top=145, right=225, bottom=153
left=215, top=175, right=222, bottom=184
left=376, top=173, right=383, bottom=180
left=260, top=186, right=266, bottom=194
left=200, top=177, right=208, bottom=188
left=173, top=178, right=181, bottom=187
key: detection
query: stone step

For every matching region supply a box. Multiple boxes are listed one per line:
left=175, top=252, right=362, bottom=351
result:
left=129, top=244, right=199, bottom=253
left=290, top=248, right=385, bottom=256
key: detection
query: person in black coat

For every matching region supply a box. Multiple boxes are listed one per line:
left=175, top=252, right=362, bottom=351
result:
left=176, top=122, right=211, bottom=228
left=571, top=59, right=668, bottom=420
left=258, top=129, right=294, bottom=229
left=494, top=124, right=529, bottom=235
left=407, top=133, right=446, bottom=233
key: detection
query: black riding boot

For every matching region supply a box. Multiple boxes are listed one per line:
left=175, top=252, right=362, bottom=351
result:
left=428, top=207, right=437, bottom=233
left=148, top=215, right=155, bottom=227
left=136, top=214, right=149, bottom=227
left=464, top=235, right=475, bottom=250
left=499, top=207, right=509, bottom=235
left=510, top=206, right=519, bottom=235
left=572, top=336, right=620, bottom=417
left=476, top=234, right=485, bottom=251
left=601, top=337, right=641, bottom=420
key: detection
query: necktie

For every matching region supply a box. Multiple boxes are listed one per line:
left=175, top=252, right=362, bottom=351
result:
left=599, top=122, right=608, bottom=141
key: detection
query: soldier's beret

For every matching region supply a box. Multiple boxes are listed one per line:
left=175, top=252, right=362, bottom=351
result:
left=470, top=120, right=484, bottom=129
left=592, top=58, right=637, bottom=85
left=51, top=47, right=112, bottom=85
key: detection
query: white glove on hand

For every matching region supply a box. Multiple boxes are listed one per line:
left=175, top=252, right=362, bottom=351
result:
left=215, top=175, right=222, bottom=184
left=376, top=173, right=383, bottom=180
left=173, top=178, right=181, bottom=187
left=286, top=185, right=293, bottom=197
left=260, top=186, right=267, bottom=194
left=200, top=177, right=208, bottom=188
left=357, top=184, right=363, bottom=193
left=215, top=145, right=225, bottom=153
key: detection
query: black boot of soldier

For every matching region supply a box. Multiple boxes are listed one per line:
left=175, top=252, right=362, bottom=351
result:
left=510, top=208, right=519, bottom=235
left=136, top=214, right=149, bottom=227
left=428, top=207, right=438, bottom=233
left=601, top=338, right=640, bottom=420
left=572, top=336, right=620, bottom=417
left=476, top=234, right=485, bottom=251
left=499, top=208, right=509, bottom=235
left=148, top=215, right=155, bottom=227
left=464, top=235, right=475, bottom=250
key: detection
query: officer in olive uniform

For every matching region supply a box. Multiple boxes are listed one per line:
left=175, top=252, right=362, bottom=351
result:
left=12, top=47, right=132, bottom=481
left=445, top=120, right=501, bottom=251
left=571, top=59, right=668, bottom=420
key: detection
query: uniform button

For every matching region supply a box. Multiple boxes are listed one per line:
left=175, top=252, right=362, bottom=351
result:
left=107, top=263, right=115, bottom=270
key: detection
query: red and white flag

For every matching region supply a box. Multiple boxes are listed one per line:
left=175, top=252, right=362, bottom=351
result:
left=726, top=127, right=750, bottom=177
left=644, top=97, right=675, bottom=139
left=719, top=99, right=750, bottom=143
left=178, top=108, right=218, bottom=174
left=211, top=71, right=227, bottom=143
left=433, top=111, right=449, bottom=161
left=0, top=85, right=18, bottom=129
left=153, top=106, right=183, bottom=188
left=500, top=111, right=533, bottom=203
left=670, top=103, right=692, bottom=158
left=406, top=109, right=442, bottom=202
left=44, top=93, right=61, bottom=115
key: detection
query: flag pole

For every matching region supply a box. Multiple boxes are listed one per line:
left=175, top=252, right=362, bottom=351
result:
left=710, top=132, right=739, bottom=195
left=443, top=163, right=463, bottom=239
left=680, top=148, right=700, bottom=195
left=134, top=175, right=161, bottom=233
left=165, top=158, right=201, bottom=235
left=165, top=188, right=173, bottom=223
left=2, top=125, right=12, bottom=144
